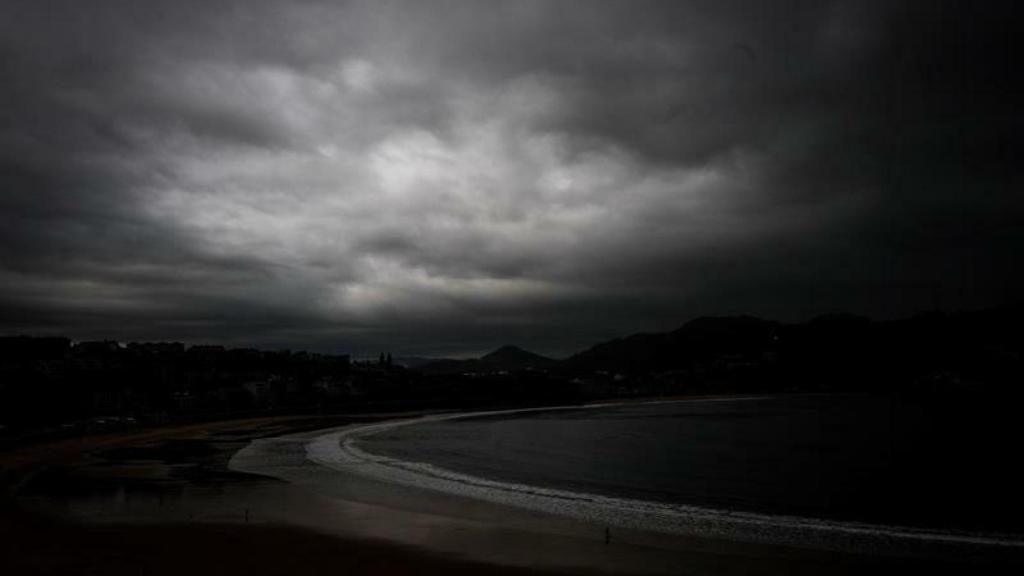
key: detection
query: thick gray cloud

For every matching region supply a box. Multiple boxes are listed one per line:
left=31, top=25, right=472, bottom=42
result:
left=1, top=0, right=1021, bottom=356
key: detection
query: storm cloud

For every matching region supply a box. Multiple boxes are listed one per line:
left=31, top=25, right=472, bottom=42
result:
left=1, top=0, right=1021, bottom=355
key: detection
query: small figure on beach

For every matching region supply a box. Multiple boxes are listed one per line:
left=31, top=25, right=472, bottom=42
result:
left=605, top=526, right=611, bottom=545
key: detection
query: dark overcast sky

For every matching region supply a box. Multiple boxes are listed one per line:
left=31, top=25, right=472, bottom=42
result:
left=1, top=1, right=1021, bottom=356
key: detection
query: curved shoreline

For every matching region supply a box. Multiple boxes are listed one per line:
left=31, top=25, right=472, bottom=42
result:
left=305, top=398, right=1024, bottom=556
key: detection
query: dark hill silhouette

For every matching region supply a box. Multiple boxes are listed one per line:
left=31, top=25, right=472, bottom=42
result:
left=568, top=316, right=780, bottom=372
left=416, top=345, right=552, bottom=374
left=481, top=345, right=554, bottom=370
left=565, top=308, right=1024, bottom=395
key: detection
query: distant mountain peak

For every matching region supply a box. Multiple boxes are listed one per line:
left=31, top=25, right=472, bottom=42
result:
left=480, top=345, right=553, bottom=368
left=483, top=344, right=529, bottom=356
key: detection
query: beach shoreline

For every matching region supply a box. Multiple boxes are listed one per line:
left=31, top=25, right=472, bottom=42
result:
left=304, top=400, right=1024, bottom=553
left=4, top=403, right=1023, bottom=574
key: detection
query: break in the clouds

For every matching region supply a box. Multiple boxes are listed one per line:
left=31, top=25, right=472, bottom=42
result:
left=1, top=0, right=1021, bottom=355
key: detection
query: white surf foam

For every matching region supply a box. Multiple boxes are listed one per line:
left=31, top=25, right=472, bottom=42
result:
left=306, top=400, right=1024, bottom=554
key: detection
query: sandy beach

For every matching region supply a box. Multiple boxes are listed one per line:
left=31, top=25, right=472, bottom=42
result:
left=3, top=411, right=1022, bottom=575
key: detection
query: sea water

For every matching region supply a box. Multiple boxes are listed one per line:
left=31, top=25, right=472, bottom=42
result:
left=306, top=395, right=1024, bottom=552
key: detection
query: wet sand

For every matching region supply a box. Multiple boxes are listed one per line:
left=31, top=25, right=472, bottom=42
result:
left=3, top=411, right=1022, bottom=575
left=3, top=414, right=561, bottom=576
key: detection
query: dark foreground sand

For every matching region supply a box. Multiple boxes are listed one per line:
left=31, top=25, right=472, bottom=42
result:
left=1, top=504, right=570, bottom=576
left=2, top=411, right=1022, bottom=575
left=1, top=414, right=580, bottom=575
